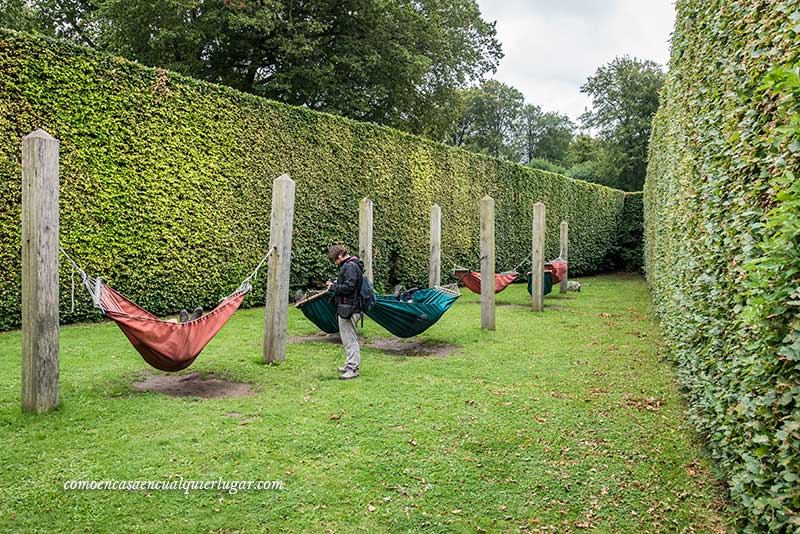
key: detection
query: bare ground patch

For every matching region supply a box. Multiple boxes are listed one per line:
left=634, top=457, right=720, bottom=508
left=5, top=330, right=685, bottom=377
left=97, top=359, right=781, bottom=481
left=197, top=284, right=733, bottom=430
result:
left=288, top=333, right=346, bottom=344
left=365, top=338, right=461, bottom=358
left=289, top=331, right=458, bottom=357
left=132, top=372, right=255, bottom=399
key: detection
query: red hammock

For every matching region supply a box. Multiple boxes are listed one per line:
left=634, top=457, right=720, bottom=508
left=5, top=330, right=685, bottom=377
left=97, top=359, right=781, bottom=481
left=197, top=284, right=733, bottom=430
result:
left=454, top=269, right=519, bottom=294
left=61, top=246, right=271, bottom=373
left=548, top=260, right=568, bottom=284
left=98, top=284, right=247, bottom=372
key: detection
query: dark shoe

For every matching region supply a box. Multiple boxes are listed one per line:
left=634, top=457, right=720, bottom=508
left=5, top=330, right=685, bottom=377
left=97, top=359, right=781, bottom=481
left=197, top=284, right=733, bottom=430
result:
left=190, top=307, right=204, bottom=321
left=179, top=309, right=190, bottom=323
left=339, top=369, right=359, bottom=380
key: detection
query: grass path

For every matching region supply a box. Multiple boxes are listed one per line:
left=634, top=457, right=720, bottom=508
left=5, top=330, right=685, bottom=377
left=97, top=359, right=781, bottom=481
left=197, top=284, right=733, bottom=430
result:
left=0, top=274, right=731, bottom=532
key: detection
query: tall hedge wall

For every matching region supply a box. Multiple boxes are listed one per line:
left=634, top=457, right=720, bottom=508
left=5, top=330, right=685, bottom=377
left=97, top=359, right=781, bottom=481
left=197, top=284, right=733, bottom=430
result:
left=645, top=1, right=800, bottom=530
left=0, top=29, right=629, bottom=330
left=604, top=192, right=643, bottom=273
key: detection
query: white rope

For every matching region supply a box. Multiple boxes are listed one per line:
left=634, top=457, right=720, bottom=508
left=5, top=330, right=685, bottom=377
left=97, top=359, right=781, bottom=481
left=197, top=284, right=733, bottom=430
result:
left=70, top=260, right=75, bottom=313
left=234, top=246, right=276, bottom=294
left=511, top=255, right=531, bottom=273
left=61, top=244, right=277, bottom=304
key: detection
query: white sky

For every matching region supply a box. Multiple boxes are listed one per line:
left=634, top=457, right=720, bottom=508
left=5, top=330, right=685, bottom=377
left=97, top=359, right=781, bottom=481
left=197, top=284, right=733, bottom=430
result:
left=475, top=0, right=676, bottom=124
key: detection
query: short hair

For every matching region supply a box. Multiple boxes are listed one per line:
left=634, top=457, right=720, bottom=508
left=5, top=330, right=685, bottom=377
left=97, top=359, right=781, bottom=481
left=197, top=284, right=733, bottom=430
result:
left=327, top=244, right=349, bottom=261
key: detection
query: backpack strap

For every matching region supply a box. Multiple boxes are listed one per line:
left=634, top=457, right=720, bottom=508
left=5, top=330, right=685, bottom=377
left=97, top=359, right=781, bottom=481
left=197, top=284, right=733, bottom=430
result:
left=355, top=262, right=365, bottom=328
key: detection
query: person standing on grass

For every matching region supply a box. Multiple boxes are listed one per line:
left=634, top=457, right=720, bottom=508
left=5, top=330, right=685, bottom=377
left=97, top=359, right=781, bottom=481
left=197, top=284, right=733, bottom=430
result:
left=326, top=244, right=363, bottom=380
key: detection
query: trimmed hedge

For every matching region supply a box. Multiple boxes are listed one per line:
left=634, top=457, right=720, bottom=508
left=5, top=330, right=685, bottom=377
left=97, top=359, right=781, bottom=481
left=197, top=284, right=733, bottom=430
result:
left=604, top=192, right=643, bottom=273
left=0, top=29, right=630, bottom=330
left=645, top=1, right=800, bottom=530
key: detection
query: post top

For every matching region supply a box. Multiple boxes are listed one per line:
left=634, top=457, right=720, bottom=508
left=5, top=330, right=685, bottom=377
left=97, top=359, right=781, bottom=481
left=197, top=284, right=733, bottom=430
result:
left=274, top=173, right=294, bottom=183
left=560, top=220, right=568, bottom=225
left=432, top=203, right=440, bottom=209
left=533, top=201, right=545, bottom=208
left=23, top=129, right=57, bottom=141
left=361, top=196, right=372, bottom=203
left=481, top=194, right=494, bottom=201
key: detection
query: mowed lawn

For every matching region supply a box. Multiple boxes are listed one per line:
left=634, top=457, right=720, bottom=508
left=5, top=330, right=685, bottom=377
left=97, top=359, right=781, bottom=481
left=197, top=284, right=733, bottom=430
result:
left=0, top=274, right=732, bottom=533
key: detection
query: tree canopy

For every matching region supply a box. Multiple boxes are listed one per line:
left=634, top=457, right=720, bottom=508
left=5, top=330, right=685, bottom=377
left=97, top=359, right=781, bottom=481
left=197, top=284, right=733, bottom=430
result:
left=1, top=0, right=502, bottom=138
left=579, top=56, right=665, bottom=191
left=449, top=82, right=574, bottom=166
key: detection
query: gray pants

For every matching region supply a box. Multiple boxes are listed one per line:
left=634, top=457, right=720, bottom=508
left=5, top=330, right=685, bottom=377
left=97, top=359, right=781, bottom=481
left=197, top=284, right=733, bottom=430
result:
left=338, top=313, right=361, bottom=371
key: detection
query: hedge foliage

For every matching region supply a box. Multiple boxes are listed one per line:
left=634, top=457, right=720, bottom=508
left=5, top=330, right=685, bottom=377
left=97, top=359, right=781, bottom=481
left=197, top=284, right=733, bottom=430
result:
left=602, top=192, right=643, bottom=273
left=644, top=1, right=800, bottom=530
left=0, top=29, right=632, bottom=330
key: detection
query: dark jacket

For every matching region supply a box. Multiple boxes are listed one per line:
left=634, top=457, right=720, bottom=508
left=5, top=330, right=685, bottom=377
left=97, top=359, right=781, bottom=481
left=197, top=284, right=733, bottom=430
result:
left=331, top=256, right=364, bottom=310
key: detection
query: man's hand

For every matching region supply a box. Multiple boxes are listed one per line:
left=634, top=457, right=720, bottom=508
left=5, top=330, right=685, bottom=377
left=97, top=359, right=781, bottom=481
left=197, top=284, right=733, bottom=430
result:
left=325, top=280, right=334, bottom=289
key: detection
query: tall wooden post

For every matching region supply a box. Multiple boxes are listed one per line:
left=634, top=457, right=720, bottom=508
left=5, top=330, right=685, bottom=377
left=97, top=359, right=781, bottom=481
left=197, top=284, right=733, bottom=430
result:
left=531, top=202, right=546, bottom=312
left=428, top=204, right=441, bottom=288
left=21, top=129, right=60, bottom=413
left=263, top=174, right=296, bottom=364
left=480, top=195, right=495, bottom=330
left=359, top=197, right=373, bottom=281
left=559, top=220, right=569, bottom=293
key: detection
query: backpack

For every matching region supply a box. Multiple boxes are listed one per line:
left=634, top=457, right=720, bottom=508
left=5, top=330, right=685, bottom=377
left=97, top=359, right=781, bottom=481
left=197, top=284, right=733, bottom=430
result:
left=358, top=271, right=377, bottom=314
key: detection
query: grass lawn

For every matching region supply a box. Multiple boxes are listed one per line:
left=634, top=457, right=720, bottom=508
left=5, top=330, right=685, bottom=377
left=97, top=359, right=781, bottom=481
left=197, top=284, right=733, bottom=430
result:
left=0, top=274, right=732, bottom=533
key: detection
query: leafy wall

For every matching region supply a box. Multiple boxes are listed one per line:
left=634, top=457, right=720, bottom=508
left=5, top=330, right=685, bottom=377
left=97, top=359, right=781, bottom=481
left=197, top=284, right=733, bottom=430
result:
left=0, top=29, right=630, bottom=330
left=604, top=192, right=643, bottom=272
left=644, top=0, right=800, bottom=529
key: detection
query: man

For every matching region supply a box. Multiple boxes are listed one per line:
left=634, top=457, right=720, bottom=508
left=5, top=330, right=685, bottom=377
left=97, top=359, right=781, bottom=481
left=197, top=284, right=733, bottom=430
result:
left=326, top=244, right=363, bottom=380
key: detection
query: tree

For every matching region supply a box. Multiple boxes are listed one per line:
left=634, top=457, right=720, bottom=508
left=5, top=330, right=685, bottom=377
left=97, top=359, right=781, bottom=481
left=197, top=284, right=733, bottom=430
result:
left=529, top=111, right=573, bottom=165
left=580, top=56, right=665, bottom=191
left=514, top=105, right=573, bottom=166
left=7, top=0, right=502, bottom=139
left=450, top=80, right=523, bottom=160
left=566, top=134, right=605, bottom=167
left=0, top=0, right=57, bottom=36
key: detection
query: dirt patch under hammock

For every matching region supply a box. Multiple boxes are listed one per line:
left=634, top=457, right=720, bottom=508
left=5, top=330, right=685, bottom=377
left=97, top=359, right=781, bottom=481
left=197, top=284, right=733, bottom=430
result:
left=132, top=372, right=255, bottom=399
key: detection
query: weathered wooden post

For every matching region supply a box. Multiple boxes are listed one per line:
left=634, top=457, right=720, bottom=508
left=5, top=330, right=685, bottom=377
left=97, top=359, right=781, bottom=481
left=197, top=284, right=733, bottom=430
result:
left=531, top=202, right=546, bottom=312
left=263, top=174, right=296, bottom=364
left=359, top=197, right=373, bottom=281
left=21, top=129, right=60, bottom=413
left=428, top=204, right=441, bottom=288
left=559, top=220, right=569, bottom=293
left=480, top=195, right=495, bottom=330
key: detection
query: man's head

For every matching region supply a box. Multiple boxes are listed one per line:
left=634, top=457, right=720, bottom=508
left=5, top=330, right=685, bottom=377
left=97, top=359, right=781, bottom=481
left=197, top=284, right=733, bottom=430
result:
left=327, top=244, right=349, bottom=265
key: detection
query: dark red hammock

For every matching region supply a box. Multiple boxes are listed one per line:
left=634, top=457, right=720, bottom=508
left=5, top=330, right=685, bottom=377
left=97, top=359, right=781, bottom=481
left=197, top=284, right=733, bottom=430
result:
left=62, top=246, right=270, bottom=372
left=97, top=284, right=247, bottom=372
left=548, top=260, right=568, bottom=284
left=454, top=269, right=519, bottom=294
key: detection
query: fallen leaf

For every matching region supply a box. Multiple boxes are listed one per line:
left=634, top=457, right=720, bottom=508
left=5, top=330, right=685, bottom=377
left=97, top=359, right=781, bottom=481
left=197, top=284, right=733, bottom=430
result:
left=367, top=504, right=376, bottom=513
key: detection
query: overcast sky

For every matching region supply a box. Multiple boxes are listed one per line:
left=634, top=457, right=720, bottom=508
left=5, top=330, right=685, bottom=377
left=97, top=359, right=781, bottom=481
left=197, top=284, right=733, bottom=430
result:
left=475, top=0, right=676, bottom=124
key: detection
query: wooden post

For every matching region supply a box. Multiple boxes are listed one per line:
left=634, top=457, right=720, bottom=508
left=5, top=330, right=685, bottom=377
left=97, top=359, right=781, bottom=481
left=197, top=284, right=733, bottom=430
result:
left=559, top=220, right=569, bottom=293
left=21, top=129, right=60, bottom=413
left=531, top=203, right=546, bottom=312
left=480, top=195, right=495, bottom=330
left=359, top=197, right=373, bottom=281
left=263, top=174, right=296, bottom=364
left=428, top=204, right=441, bottom=288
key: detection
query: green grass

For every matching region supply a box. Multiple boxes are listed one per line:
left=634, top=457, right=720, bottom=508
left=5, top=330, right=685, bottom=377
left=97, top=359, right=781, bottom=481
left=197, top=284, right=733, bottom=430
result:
left=0, top=274, right=732, bottom=533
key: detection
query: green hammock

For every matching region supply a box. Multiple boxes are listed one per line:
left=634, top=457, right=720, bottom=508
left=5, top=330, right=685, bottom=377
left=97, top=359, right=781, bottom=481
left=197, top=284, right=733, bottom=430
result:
left=296, top=286, right=461, bottom=338
left=527, top=272, right=554, bottom=296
